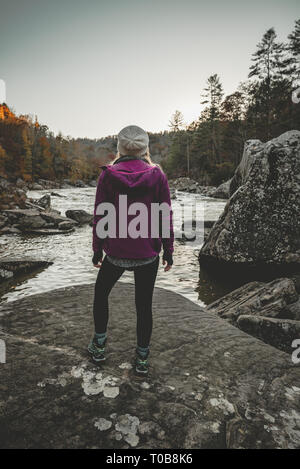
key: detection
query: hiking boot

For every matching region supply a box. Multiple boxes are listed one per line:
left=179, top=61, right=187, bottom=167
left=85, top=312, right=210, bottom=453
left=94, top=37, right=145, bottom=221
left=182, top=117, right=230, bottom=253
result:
left=135, top=348, right=149, bottom=376
left=87, top=337, right=106, bottom=364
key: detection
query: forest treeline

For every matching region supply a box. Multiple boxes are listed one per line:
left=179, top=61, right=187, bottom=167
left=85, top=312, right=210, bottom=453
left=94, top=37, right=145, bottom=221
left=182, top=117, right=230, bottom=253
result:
left=0, top=104, right=109, bottom=183
left=165, top=19, right=300, bottom=185
left=0, top=19, right=299, bottom=185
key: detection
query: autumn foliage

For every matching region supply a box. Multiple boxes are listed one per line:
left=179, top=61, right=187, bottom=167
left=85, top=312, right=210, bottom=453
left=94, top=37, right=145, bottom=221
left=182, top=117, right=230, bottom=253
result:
left=0, top=104, right=102, bottom=183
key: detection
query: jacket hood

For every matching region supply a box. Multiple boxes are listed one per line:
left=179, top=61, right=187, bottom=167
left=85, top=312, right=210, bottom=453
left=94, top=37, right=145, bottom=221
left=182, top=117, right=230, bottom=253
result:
left=103, top=159, right=160, bottom=195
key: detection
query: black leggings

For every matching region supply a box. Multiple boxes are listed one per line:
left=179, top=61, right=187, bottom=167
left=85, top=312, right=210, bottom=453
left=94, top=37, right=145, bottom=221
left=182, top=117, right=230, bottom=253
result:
left=93, top=255, right=159, bottom=348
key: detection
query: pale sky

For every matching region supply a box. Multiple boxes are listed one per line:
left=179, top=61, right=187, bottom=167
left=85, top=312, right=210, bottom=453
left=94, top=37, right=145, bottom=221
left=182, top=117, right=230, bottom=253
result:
left=0, top=0, right=299, bottom=138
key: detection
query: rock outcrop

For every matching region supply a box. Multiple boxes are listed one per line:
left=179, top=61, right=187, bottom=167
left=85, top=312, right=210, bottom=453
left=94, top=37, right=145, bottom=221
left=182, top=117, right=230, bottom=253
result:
left=237, top=315, right=300, bottom=354
left=207, top=277, right=300, bottom=352
left=200, top=131, right=300, bottom=272
left=1, top=283, right=300, bottom=448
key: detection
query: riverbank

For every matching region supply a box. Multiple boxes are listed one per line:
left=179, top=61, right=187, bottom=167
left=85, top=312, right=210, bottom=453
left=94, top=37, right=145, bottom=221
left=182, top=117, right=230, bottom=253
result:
left=1, top=282, right=300, bottom=449
left=0, top=175, right=97, bottom=212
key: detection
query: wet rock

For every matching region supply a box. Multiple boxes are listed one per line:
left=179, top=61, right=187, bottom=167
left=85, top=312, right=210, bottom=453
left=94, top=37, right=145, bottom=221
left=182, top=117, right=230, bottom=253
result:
left=0, top=259, right=52, bottom=283
left=50, top=192, right=64, bottom=198
left=65, top=209, right=93, bottom=225
left=1, top=283, right=300, bottom=448
left=58, top=221, right=75, bottom=231
left=200, top=131, right=300, bottom=272
left=3, top=207, right=77, bottom=234
left=35, top=194, right=51, bottom=209
left=25, top=200, right=46, bottom=211
left=207, top=278, right=299, bottom=324
left=4, top=209, right=48, bottom=230
left=40, top=211, right=77, bottom=227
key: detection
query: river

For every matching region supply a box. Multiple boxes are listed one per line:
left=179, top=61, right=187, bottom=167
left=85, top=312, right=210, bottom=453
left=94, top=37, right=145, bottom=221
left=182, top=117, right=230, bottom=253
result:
left=0, top=187, right=230, bottom=306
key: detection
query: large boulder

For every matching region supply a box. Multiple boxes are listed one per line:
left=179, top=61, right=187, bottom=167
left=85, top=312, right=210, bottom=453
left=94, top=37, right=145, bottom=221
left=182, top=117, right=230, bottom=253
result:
left=200, top=131, right=300, bottom=272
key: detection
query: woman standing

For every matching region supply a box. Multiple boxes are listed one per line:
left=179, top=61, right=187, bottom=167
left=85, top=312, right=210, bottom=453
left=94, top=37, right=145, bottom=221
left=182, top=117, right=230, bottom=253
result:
left=88, top=125, right=174, bottom=375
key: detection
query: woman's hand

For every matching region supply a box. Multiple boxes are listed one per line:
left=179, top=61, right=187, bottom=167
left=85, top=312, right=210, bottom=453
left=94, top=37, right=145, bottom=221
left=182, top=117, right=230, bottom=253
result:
left=92, top=250, right=103, bottom=268
left=162, top=252, right=173, bottom=272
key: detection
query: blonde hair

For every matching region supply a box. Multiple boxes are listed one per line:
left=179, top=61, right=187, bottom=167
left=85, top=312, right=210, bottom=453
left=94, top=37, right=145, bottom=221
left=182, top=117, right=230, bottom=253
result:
left=111, top=148, right=155, bottom=166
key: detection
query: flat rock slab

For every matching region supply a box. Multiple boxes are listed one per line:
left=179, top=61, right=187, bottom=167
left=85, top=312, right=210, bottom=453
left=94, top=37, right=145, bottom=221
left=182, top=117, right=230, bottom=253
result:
left=0, top=283, right=300, bottom=449
left=0, top=259, right=52, bottom=283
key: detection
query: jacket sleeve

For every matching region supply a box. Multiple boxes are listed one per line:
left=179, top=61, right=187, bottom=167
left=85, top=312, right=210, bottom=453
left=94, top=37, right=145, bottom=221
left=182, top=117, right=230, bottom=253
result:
left=92, top=168, right=109, bottom=253
left=159, top=171, right=174, bottom=256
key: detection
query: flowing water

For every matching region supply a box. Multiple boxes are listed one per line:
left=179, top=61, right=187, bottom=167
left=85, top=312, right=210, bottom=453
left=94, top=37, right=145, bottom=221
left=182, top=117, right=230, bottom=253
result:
left=0, top=188, right=228, bottom=306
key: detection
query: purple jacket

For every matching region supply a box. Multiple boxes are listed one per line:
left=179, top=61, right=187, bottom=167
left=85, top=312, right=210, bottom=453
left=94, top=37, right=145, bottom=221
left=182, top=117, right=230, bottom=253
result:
left=92, top=158, right=174, bottom=259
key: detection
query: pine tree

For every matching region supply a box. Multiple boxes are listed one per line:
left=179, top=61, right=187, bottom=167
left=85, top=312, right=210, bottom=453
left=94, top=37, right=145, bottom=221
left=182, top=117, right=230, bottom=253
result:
left=220, top=91, right=246, bottom=166
left=248, top=28, right=290, bottom=139
left=288, top=19, right=300, bottom=85
left=200, top=74, right=224, bottom=164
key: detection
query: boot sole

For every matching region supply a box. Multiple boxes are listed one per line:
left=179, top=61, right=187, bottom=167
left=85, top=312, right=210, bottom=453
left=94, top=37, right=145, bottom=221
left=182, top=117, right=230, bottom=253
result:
left=135, top=367, right=149, bottom=376
left=87, top=349, right=106, bottom=363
